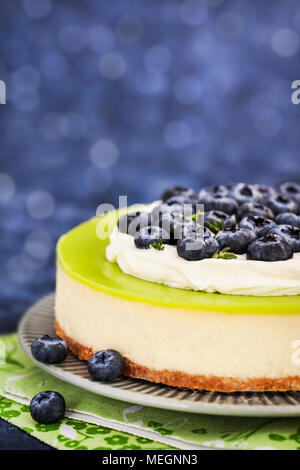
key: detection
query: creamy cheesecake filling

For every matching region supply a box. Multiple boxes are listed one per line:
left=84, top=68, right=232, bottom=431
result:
left=106, top=227, right=300, bottom=296
left=55, top=264, right=300, bottom=381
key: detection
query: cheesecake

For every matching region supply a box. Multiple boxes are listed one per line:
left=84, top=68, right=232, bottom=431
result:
left=55, top=183, right=300, bottom=392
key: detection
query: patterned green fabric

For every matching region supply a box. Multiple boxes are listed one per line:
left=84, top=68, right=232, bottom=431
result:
left=1, top=333, right=300, bottom=450
left=0, top=396, right=174, bottom=450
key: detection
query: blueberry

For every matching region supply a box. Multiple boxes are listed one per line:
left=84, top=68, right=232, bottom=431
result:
left=127, top=212, right=152, bottom=238
left=263, top=194, right=298, bottom=215
left=275, top=212, right=300, bottom=228
left=278, top=182, right=300, bottom=205
left=88, top=350, right=124, bottom=381
left=229, top=183, right=260, bottom=204
left=177, top=233, right=219, bottom=261
left=161, top=186, right=197, bottom=203
left=247, top=234, right=293, bottom=262
left=134, top=226, right=168, bottom=249
left=267, top=225, right=300, bottom=252
left=158, top=212, right=196, bottom=244
left=237, top=202, right=274, bottom=221
left=239, top=216, right=276, bottom=237
left=118, top=212, right=141, bottom=234
left=198, top=184, right=229, bottom=199
left=118, top=211, right=151, bottom=237
left=164, top=195, right=199, bottom=213
left=204, top=210, right=235, bottom=233
left=183, top=223, right=211, bottom=239
left=30, top=391, right=65, bottom=424
left=198, top=195, right=238, bottom=215
left=215, top=228, right=256, bottom=254
left=31, top=335, right=68, bottom=364
left=152, top=202, right=194, bottom=225
left=254, top=184, right=278, bottom=200
left=151, top=202, right=195, bottom=224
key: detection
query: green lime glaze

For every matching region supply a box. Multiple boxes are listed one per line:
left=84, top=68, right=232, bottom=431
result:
left=57, top=209, right=300, bottom=315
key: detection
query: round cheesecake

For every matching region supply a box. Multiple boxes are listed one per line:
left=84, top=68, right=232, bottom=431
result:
left=55, top=209, right=300, bottom=392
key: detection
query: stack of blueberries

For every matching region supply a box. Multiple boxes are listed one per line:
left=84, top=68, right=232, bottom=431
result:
left=118, top=182, right=300, bottom=262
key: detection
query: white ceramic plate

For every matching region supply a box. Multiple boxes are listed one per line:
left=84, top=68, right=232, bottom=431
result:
left=18, top=294, right=300, bottom=417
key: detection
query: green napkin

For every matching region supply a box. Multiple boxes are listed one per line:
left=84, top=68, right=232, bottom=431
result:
left=1, top=334, right=300, bottom=450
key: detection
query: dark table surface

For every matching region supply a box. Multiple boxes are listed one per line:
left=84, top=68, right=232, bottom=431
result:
left=1, top=0, right=300, bottom=449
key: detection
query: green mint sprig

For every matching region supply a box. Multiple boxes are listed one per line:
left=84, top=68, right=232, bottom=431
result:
left=190, top=211, right=204, bottom=223
left=151, top=237, right=165, bottom=251
left=206, top=218, right=225, bottom=233
left=212, top=247, right=237, bottom=260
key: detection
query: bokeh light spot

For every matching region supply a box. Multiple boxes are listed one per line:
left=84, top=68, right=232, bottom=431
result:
left=0, top=174, right=15, bottom=202
left=23, top=0, right=52, bottom=19
left=24, top=230, right=52, bottom=261
left=99, top=52, right=127, bottom=80
left=164, top=120, right=193, bottom=148
left=26, top=190, right=55, bottom=219
left=88, top=25, right=114, bottom=52
left=179, top=0, right=208, bottom=26
left=271, top=28, right=299, bottom=58
left=90, top=139, right=119, bottom=168
left=144, top=45, right=172, bottom=73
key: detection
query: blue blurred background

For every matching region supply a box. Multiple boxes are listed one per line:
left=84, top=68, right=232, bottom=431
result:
left=1, top=0, right=300, bottom=332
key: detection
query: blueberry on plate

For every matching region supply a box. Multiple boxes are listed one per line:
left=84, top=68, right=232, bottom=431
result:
left=198, top=184, right=229, bottom=199
left=127, top=212, right=151, bottom=238
left=159, top=212, right=196, bottom=245
left=164, top=195, right=199, bottom=212
left=239, top=216, right=276, bottom=238
left=161, top=186, right=197, bottom=203
left=215, top=228, right=256, bottom=254
left=267, top=225, right=300, bottom=252
left=247, top=233, right=293, bottom=261
left=263, top=194, right=298, bottom=215
left=184, top=224, right=211, bottom=239
left=134, top=226, right=168, bottom=249
left=198, top=195, right=238, bottom=215
left=177, top=233, right=219, bottom=261
left=278, top=182, right=300, bottom=204
left=151, top=203, right=185, bottom=225
left=275, top=212, right=300, bottom=228
left=88, top=350, right=124, bottom=381
left=118, top=211, right=151, bottom=237
left=31, top=335, right=68, bottom=364
left=254, top=184, right=278, bottom=200
left=30, top=391, right=65, bottom=424
left=229, top=183, right=260, bottom=205
left=204, top=210, right=235, bottom=233
left=118, top=212, right=141, bottom=234
left=152, top=203, right=195, bottom=231
left=237, top=202, right=274, bottom=221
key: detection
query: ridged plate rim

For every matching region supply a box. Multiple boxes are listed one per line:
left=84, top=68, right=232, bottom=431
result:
left=18, top=293, right=300, bottom=417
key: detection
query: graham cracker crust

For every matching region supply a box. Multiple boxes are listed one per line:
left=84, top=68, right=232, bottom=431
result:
left=55, top=320, right=300, bottom=392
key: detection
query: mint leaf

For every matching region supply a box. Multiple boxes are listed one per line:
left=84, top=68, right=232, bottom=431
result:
left=206, top=218, right=225, bottom=233
left=212, top=247, right=237, bottom=259
left=151, top=237, right=165, bottom=251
